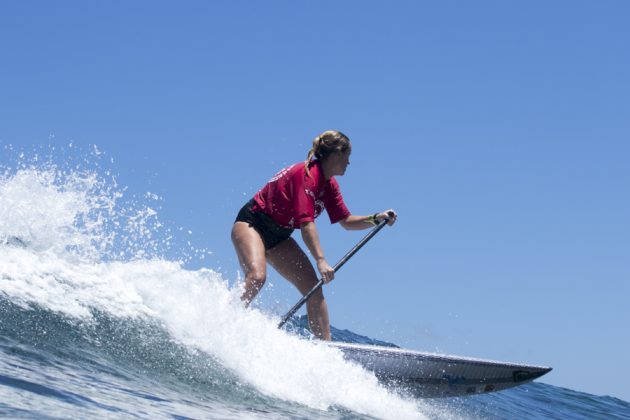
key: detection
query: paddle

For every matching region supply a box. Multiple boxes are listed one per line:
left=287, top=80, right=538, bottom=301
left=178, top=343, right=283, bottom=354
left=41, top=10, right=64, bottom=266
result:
left=277, top=213, right=393, bottom=329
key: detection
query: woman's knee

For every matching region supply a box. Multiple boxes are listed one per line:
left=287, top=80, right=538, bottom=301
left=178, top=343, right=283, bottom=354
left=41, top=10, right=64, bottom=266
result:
left=246, top=269, right=267, bottom=288
left=307, top=289, right=325, bottom=305
left=242, top=268, right=267, bottom=305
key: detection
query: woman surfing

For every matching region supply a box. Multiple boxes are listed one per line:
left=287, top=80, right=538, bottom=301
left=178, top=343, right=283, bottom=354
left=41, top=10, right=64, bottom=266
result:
left=232, top=130, right=397, bottom=340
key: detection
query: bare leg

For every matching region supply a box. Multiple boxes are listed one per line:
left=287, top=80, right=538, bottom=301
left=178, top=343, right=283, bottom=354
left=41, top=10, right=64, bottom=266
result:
left=231, top=222, right=267, bottom=305
left=266, top=237, right=331, bottom=340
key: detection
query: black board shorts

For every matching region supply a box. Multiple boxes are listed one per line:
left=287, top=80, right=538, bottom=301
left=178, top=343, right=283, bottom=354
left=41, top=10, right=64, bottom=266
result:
left=235, top=199, right=294, bottom=250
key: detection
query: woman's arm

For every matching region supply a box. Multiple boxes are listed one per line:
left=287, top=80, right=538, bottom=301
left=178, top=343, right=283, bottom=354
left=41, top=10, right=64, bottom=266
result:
left=300, top=221, right=335, bottom=283
left=339, top=209, right=398, bottom=230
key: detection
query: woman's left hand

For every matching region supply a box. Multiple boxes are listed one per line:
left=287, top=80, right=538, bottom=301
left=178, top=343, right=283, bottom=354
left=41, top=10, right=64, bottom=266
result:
left=377, top=209, right=397, bottom=226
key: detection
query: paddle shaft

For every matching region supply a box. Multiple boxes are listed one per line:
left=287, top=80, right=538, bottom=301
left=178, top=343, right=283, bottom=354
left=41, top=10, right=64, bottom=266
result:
left=277, top=217, right=390, bottom=329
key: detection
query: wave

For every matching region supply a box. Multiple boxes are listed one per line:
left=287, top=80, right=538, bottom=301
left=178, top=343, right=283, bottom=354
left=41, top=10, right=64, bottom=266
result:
left=2, top=147, right=627, bottom=419
left=0, top=150, right=433, bottom=418
left=1, top=241, right=433, bottom=419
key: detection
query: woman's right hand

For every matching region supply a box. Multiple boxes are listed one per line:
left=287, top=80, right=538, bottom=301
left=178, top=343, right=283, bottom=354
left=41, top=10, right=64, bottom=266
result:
left=317, top=258, right=335, bottom=283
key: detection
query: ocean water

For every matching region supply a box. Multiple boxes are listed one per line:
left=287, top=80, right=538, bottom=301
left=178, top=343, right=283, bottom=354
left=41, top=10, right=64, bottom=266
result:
left=1, top=150, right=629, bottom=419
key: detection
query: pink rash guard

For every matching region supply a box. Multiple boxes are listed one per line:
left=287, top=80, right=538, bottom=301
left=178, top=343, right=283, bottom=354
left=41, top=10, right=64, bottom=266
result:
left=252, top=160, right=351, bottom=229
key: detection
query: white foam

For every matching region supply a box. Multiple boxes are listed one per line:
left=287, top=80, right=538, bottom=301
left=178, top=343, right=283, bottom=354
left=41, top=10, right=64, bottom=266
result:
left=0, top=160, right=452, bottom=419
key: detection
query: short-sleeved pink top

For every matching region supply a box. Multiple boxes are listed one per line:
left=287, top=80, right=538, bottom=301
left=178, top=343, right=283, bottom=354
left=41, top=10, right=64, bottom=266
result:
left=252, top=160, right=351, bottom=229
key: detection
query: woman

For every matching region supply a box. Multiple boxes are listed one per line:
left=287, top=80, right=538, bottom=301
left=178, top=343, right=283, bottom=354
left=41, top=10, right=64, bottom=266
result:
left=232, top=130, right=397, bottom=340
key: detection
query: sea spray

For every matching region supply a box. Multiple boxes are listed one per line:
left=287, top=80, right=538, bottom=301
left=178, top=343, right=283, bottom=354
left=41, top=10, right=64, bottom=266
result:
left=127, top=261, right=426, bottom=418
left=0, top=143, right=211, bottom=264
left=0, top=146, right=441, bottom=419
left=1, top=247, right=430, bottom=418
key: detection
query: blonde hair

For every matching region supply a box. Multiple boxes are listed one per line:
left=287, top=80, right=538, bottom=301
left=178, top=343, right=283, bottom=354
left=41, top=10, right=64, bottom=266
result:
left=305, top=130, right=351, bottom=175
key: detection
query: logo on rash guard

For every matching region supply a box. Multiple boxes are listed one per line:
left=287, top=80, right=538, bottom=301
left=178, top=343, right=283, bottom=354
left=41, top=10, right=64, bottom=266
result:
left=268, top=166, right=291, bottom=183
left=305, top=188, right=325, bottom=218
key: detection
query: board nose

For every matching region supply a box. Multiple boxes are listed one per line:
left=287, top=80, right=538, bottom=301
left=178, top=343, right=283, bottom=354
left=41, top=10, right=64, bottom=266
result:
left=513, top=367, right=553, bottom=383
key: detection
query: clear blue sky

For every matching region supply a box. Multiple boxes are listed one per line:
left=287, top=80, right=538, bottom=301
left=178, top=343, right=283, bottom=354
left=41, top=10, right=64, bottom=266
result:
left=1, top=1, right=628, bottom=401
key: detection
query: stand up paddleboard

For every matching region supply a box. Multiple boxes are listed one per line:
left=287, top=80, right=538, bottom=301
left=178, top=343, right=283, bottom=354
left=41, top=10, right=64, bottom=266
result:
left=326, top=342, right=552, bottom=398
left=278, top=220, right=552, bottom=397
